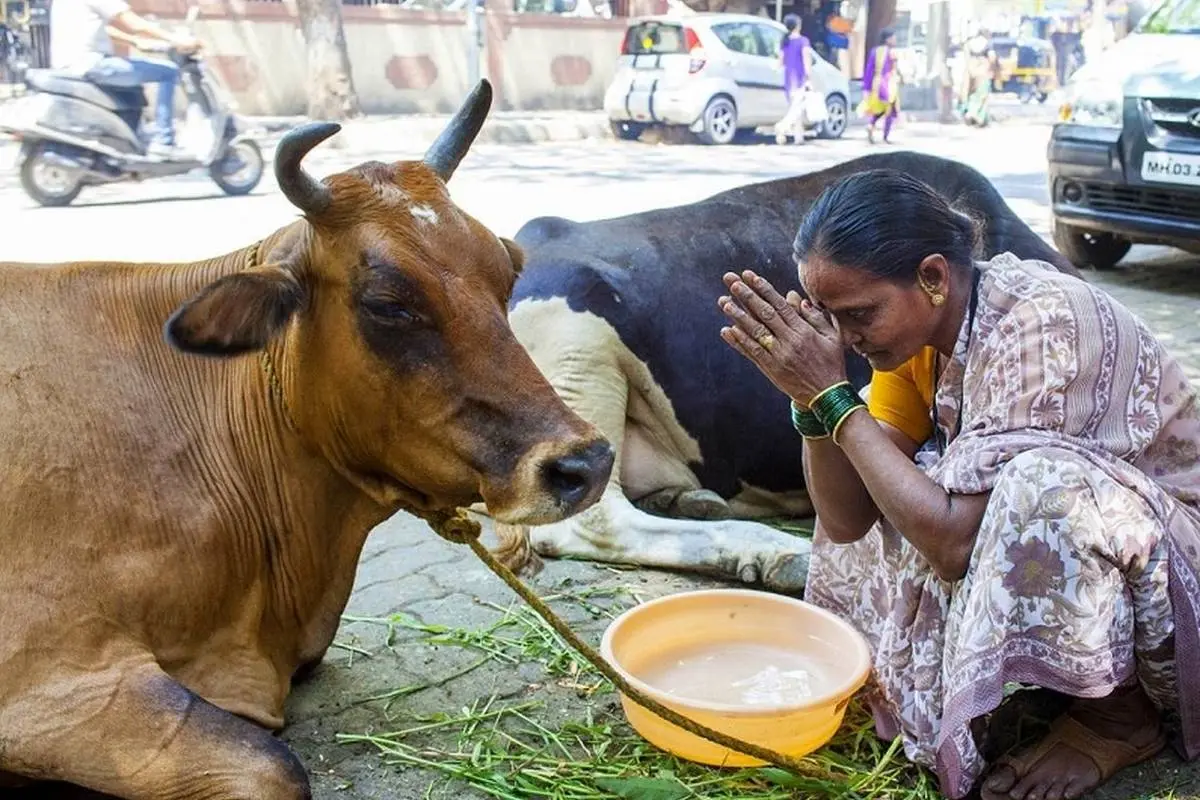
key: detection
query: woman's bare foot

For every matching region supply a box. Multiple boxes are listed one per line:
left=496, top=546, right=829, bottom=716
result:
left=981, top=687, right=1164, bottom=800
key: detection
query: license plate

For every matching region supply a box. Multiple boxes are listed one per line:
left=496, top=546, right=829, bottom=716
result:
left=1140, top=151, right=1200, bottom=187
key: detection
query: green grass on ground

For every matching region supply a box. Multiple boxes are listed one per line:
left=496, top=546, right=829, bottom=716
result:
left=338, top=583, right=943, bottom=800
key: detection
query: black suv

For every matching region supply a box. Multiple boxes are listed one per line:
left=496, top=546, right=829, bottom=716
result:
left=1047, top=0, right=1200, bottom=269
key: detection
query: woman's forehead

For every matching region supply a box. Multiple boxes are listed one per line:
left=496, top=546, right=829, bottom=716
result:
left=797, top=256, right=835, bottom=294
left=799, top=258, right=877, bottom=304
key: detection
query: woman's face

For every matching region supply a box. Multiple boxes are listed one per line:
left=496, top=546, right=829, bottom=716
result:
left=798, top=254, right=945, bottom=372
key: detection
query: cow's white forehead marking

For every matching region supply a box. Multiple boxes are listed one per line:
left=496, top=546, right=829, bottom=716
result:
left=374, top=183, right=407, bottom=204
left=410, top=204, right=439, bottom=225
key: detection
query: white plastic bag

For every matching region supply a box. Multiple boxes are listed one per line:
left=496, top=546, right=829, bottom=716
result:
left=802, top=89, right=828, bottom=125
left=781, top=94, right=806, bottom=126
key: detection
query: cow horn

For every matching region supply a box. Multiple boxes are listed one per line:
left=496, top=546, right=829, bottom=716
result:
left=422, top=79, right=493, bottom=182
left=274, top=122, right=340, bottom=216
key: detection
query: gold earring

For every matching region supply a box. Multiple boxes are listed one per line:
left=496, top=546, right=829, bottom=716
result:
left=918, top=275, right=945, bottom=307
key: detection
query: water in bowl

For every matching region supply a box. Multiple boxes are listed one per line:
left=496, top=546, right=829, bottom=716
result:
left=636, top=642, right=836, bottom=707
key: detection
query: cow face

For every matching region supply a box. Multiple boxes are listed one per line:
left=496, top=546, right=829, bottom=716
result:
left=164, top=82, right=613, bottom=525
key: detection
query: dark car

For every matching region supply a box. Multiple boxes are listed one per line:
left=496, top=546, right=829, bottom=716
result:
left=1046, top=0, right=1200, bottom=269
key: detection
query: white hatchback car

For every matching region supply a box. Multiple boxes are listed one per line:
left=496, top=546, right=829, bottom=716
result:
left=604, top=13, right=852, bottom=145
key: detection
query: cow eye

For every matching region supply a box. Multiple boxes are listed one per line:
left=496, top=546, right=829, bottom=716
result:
left=363, top=296, right=417, bottom=324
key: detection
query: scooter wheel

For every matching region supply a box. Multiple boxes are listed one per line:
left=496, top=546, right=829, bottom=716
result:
left=210, top=139, right=265, bottom=197
left=20, top=145, right=83, bottom=207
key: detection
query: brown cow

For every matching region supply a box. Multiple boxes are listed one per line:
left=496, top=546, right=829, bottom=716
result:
left=0, top=80, right=613, bottom=799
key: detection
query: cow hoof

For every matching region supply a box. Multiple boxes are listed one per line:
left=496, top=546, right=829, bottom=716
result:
left=675, top=489, right=733, bottom=521
left=761, top=552, right=809, bottom=595
left=636, top=488, right=733, bottom=520
left=492, top=524, right=545, bottom=577
left=635, top=488, right=685, bottom=517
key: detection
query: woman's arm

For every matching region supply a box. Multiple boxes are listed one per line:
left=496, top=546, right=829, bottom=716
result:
left=833, top=409, right=990, bottom=582
left=802, top=420, right=918, bottom=543
left=717, top=271, right=988, bottom=582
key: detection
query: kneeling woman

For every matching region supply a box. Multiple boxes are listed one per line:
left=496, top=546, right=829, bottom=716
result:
left=717, top=170, right=1200, bottom=800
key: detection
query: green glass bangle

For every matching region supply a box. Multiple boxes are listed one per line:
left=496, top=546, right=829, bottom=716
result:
left=831, top=405, right=867, bottom=444
left=810, top=384, right=867, bottom=436
left=790, top=401, right=829, bottom=439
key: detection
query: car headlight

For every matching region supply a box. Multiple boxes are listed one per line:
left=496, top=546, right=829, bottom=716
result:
left=1059, top=80, right=1123, bottom=127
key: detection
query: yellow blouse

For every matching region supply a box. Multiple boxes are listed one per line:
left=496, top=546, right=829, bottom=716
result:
left=866, top=346, right=938, bottom=444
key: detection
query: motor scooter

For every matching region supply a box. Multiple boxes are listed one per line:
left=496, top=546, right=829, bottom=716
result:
left=0, top=6, right=264, bottom=207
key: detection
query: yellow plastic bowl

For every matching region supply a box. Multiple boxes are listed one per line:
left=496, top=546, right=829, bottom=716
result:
left=599, top=588, right=871, bottom=767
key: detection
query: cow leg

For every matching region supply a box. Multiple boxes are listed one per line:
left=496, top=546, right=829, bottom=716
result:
left=2, top=658, right=309, bottom=800
left=531, top=487, right=811, bottom=593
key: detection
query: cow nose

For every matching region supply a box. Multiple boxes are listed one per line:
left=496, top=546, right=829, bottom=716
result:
left=541, top=440, right=614, bottom=510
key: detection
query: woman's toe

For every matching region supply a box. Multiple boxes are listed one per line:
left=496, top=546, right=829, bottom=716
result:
left=982, top=764, right=1019, bottom=798
left=1009, top=771, right=1044, bottom=800
left=1043, top=777, right=1070, bottom=800
left=1061, top=777, right=1089, bottom=800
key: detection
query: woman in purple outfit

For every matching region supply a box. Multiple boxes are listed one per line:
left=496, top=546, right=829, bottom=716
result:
left=773, top=13, right=812, bottom=145
left=858, top=28, right=900, bottom=143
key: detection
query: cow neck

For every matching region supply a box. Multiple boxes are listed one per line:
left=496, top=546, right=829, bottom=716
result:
left=243, top=239, right=301, bottom=436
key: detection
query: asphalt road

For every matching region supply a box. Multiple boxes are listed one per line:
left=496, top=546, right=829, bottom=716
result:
left=0, top=119, right=1117, bottom=262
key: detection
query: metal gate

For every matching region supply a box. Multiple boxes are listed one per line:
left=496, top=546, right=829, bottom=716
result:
left=1, top=0, right=49, bottom=82
left=24, top=0, right=51, bottom=69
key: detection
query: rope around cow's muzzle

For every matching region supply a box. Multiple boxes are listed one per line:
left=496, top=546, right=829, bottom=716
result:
left=415, top=508, right=834, bottom=780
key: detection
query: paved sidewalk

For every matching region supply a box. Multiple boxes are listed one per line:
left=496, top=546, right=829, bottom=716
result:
left=247, top=96, right=1060, bottom=151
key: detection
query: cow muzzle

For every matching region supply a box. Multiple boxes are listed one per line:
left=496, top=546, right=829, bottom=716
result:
left=489, top=437, right=614, bottom=525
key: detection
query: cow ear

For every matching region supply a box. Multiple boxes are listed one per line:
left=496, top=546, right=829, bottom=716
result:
left=164, top=265, right=305, bottom=357
left=500, top=237, right=525, bottom=275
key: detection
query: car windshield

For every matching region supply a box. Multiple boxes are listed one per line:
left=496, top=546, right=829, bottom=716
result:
left=1136, top=0, right=1200, bottom=33
left=622, top=22, right=687, bottom=55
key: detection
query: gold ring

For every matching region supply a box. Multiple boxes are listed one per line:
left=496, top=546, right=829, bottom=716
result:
left=757, top=333, right=776, bottom=352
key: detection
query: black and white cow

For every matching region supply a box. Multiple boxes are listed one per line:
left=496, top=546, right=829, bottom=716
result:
left=491, top=151, right=1075, bottom=593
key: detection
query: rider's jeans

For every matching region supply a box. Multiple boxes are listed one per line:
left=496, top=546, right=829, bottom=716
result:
left=85, top=56, right=180, bottom=145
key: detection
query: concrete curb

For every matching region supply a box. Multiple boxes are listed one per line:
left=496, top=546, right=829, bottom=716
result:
left=253, top=112, right=615, bottom=150
left=251, top=104, right=1057, bottom=151
left=0, top=103, right=1057, bottom=154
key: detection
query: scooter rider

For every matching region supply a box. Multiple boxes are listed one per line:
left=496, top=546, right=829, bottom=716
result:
left=49, top=0, right=201, bottom=157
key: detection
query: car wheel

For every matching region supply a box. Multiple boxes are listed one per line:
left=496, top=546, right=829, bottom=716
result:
left=697, top=96, right=737, bottom=146
left=610, top=121, right=647, bottom=141
left=1052, top=219, right=1132, bottom=270
left=818, top=94, right=849, bottom=139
